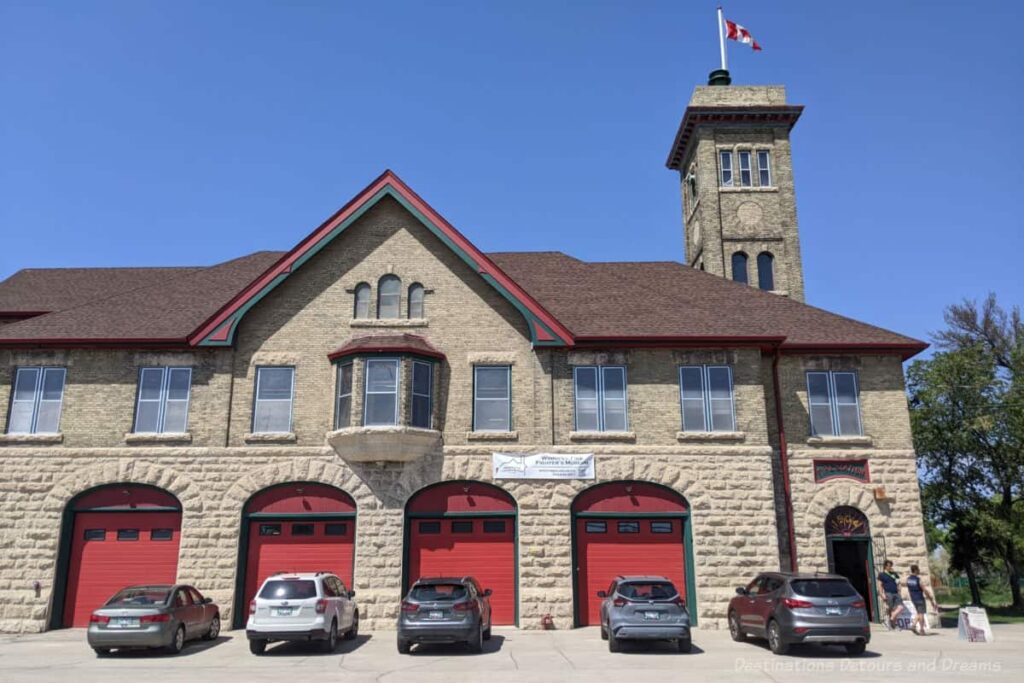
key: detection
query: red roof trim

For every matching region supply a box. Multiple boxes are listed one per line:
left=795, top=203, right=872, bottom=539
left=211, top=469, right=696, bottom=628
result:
left=781, top=342, right=928, bottom=361
left=188, top=170, right=575, bottom=347
left=328, top=345, right=446, bottom=362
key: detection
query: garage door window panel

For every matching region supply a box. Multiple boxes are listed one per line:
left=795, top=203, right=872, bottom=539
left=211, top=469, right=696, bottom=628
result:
left=8, top=366, right=66, bottom=434
left=253, top=367, right=294, bottom=433
left=134, top=367, right=192, bottom=434
left=117, top=529, right=139, bottom=541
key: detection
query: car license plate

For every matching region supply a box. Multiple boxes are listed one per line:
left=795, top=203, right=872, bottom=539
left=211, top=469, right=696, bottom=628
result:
left=110, top=617, right=139, bottom=628
left=272, top=607, right=293, bottom=617
left=428, top=610, right=443, bottom=619
left=644, top=611, right=659, bottom=620
left=825, top=606, right=842, bottom=615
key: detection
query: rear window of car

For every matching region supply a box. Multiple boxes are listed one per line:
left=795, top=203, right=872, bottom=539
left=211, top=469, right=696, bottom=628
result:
left=617, top=582, right=678, bottom=600
left=790, top=579, right=858, bottom=598
left=259, top=580, right=318, bottom=600
left=410, top=584, right=467, bottom=601
left=105, top=588, right=170, bottom=606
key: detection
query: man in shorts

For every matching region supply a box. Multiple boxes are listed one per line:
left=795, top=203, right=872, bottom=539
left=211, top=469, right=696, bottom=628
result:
left=906, top=564, right=936, bottom=634
left=877, top=560, right=906, bottom=628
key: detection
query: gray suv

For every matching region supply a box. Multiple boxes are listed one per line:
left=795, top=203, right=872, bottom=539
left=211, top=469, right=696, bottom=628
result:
left=728, top=572, right=870, bottom=655
left=597, top=576, right=692, bottom=653
left=397, top=577, right=492, bottom=653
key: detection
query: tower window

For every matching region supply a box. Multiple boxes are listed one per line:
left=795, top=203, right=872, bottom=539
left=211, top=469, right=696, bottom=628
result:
left=408, top=283, right=425, bottom=319
left=377, top=275, right=401, bottom=319
left=719, top=151, right=733, bottom=187
left=757, top=252, right=775, bottom=291
left=353, top=283, right=371, bottom=319
left=686, top=169, right=698, bottom=211
left=757, top=150, right=772, bottom=187
left=731, top=252, right=748, bottom=285
left=738, top=150, right=752, bottom=187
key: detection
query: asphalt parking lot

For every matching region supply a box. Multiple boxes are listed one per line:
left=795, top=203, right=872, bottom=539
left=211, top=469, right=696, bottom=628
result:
left=2, top=625, right=1022, bottom=682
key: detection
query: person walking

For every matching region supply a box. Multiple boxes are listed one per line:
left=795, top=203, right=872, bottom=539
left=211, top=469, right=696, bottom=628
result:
left=906, top=564, right=937, bottom=635
left=877, top=560, right=906, bottom=629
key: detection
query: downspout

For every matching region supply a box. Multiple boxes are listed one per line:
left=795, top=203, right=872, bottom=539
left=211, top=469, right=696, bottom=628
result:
left=772, top=345, right=798, bottom=571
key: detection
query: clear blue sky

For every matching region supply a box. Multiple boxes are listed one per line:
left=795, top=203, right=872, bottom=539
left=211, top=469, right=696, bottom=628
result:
left=2, top=1, right=1021, bottom=350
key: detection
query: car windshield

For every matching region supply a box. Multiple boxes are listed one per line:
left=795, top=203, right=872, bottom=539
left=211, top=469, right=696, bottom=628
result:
left=791, top=579, right=858, bottom=598
left=105, top=587, right=170, bottom=606
left=618, top=582, right=678, bottom=600
left=410, top=584, right=467, bottom=601
left=259, top=580, right=318, bottom=600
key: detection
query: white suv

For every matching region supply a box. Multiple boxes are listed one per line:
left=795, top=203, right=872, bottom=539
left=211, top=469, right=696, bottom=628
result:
left=246, top=572, right=359, bottom=654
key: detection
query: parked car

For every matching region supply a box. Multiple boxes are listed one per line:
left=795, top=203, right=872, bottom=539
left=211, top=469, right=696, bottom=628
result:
left=727, top=572, right=870, bottom=655
left=597, top=575, right=692, bottom=653
left=397, top=576, right=492, bottom=654
left=87, top=584, right=220, bottom=656
left=246, top=572, right=359, bottom=654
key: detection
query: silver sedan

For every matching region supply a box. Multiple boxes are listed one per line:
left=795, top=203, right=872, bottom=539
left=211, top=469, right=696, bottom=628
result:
left=87, top=584, right=221, bottom=656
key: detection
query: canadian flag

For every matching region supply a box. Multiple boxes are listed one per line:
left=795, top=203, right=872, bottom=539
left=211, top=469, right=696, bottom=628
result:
left=725, top=19, right=762, bottom=52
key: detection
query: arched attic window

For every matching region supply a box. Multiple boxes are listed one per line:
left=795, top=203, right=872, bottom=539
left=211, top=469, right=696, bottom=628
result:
left=731, top=251, right=748, bottom=285
left=757, top=252, right=775, bottom=291
left=353, top=283, right=371, bottom=319
left=377, top=275, right=401, bottom=319
left=408, top=283, right=425, bottom=319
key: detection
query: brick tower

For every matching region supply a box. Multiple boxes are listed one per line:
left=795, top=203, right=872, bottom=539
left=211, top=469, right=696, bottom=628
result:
left=666, top=82, right=806, bottom=301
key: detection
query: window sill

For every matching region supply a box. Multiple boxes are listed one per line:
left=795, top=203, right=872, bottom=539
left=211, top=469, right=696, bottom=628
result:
left=467, top=431, right=519, bottom=442
left=244, top=432, right=297, bottom=444
left=807, top=435, right=873, bottom=447
left=124, top=432, right=192, bottom=445
left=676, top=431, right=745, bottom=443
left=349, top=319, right=428, bottom=328
left=0, top=432, right=63, bottom=445
left=327, top=426, right=441, bottom=463
left=569, top=431, right=636, bottom=443
left=718, top=186, right=778, bottom=193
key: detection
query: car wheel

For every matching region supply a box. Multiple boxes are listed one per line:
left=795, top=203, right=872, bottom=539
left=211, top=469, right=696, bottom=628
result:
left=728, top=611, right=745, bottom=642
left=166, top=625, right=185, bottom=655
left=845, top=641, right=867, bottom=656
left=600, top=625, right=608, bottom=641
left=467, top=625, right=483, bottom=653
left=92, top=647, right=111, bottom=657
left=483, top=623, right=491, bottom=641
left=344, top=611, right=359, bottom=641
left=397, top=638, right=411, bottom=654
left=322, top=620, right=338, bottom=653
left=767, top=620, right=788, bottom=655
left=608, top=630, right=620, bottom=653
left=249, top=639, right=267, bottom=655
left=676, top=637, right=692, bottom=654
left=204, top=614, right=220, bottom=640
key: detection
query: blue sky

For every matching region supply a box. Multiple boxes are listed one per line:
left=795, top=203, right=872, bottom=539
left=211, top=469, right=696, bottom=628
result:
left=2, top=1, right=1021, bottom=351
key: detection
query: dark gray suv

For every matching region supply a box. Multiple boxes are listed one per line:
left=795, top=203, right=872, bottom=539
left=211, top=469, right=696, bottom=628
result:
left=728, top=572, right=870, bottom=655
left=397, top=577, right=492, bottom=654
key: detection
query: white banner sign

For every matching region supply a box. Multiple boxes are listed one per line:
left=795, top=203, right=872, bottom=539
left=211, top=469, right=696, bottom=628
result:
left=957, top=606, right=994, bottom=642
left=492, top=453, right=595, bottom=480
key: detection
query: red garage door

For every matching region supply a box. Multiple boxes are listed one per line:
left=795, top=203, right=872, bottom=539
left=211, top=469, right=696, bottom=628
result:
left=573, top=482, right=690, bottom=626
left=406, top=482, right=517, bottom=625
left=61, top=485, right=181, bottom=628
left=241, top=483, right=356, bottom=617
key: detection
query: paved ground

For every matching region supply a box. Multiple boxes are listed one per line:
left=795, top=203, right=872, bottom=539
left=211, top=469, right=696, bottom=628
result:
left=2, top=625, right=1022, bottom=682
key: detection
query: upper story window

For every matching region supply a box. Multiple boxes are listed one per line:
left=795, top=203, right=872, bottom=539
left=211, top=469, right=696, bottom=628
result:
left=253, top=366, right=294, bottom=434
left=574, top=366, right=627, bottom=432
left=731, top=251, right=749, bottom=285
left=408, top=283, right=425, bottom=319
left=738, top=150, right=753, bottom=187
left=134, top=367, right=191, bottom=433
left=757, top=150, right=772, bottom=186
left=807, top=371, right=862, bottom=437
left=679, top=365, right=735, bottom=432
left=719, top=150, right=733, bottom=187
left=473, top=366, right=511, bottom=431
left=335, top=362, right=353, bottom=429
left=411, top=360, right=432, bottom=428
left=353, top=283, right=371, bottom=319
left=7, top=366, right=65, bottom=434
left=685, top=168, right=698, bottom=211
left=364, top=358, right=400, bottom=426
left=377, top=275, right=401, bottom=319
left=757, top=252, right=775, bottom=291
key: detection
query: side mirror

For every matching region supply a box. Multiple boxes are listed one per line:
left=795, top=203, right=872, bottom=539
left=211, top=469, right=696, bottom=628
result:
left=735, top=587, right=747, bottom=596
left=203, top=597, right=213, bottom=604
left=348, top=590, right=356, bottom=598
left=596, top=591, right=607, bottom=598
left=482, top=589, right=492, bottom=597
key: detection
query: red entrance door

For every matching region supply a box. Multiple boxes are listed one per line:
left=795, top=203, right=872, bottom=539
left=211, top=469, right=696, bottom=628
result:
left=572, top=482, right=690, bottom=626
left=405, top=482, right=517, bottom=625
left=62, top=486, right=181, bottom=628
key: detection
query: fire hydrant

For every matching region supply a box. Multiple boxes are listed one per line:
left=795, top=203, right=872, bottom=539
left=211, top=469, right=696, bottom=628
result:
left=541, top=613, right=554, bottom=630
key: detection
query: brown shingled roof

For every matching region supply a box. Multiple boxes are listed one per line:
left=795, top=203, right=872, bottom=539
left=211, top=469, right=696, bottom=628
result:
left=328, top=334, right=446, bottom=361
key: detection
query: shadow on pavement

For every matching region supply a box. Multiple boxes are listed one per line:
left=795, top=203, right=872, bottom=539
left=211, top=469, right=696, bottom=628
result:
left=610, top=640, right=705, bottom=655
left=262, top=634, right=373, bottom=656
left=409, top=634, right=506, bottom=656
left=100, top=635, right=231, bottom=658
left=739, top=637, right=881, bottom=659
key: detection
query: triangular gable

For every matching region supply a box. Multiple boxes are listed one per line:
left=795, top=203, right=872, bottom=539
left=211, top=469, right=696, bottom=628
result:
left=189, top=170, right=575, bottom=347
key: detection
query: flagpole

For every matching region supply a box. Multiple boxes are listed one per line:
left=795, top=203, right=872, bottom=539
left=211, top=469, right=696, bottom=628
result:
left=717, top=6, right=727, bottom=71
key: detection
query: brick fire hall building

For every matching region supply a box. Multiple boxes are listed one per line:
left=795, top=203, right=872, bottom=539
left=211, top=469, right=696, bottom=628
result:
left=0, top=80, right=930, bottom=633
